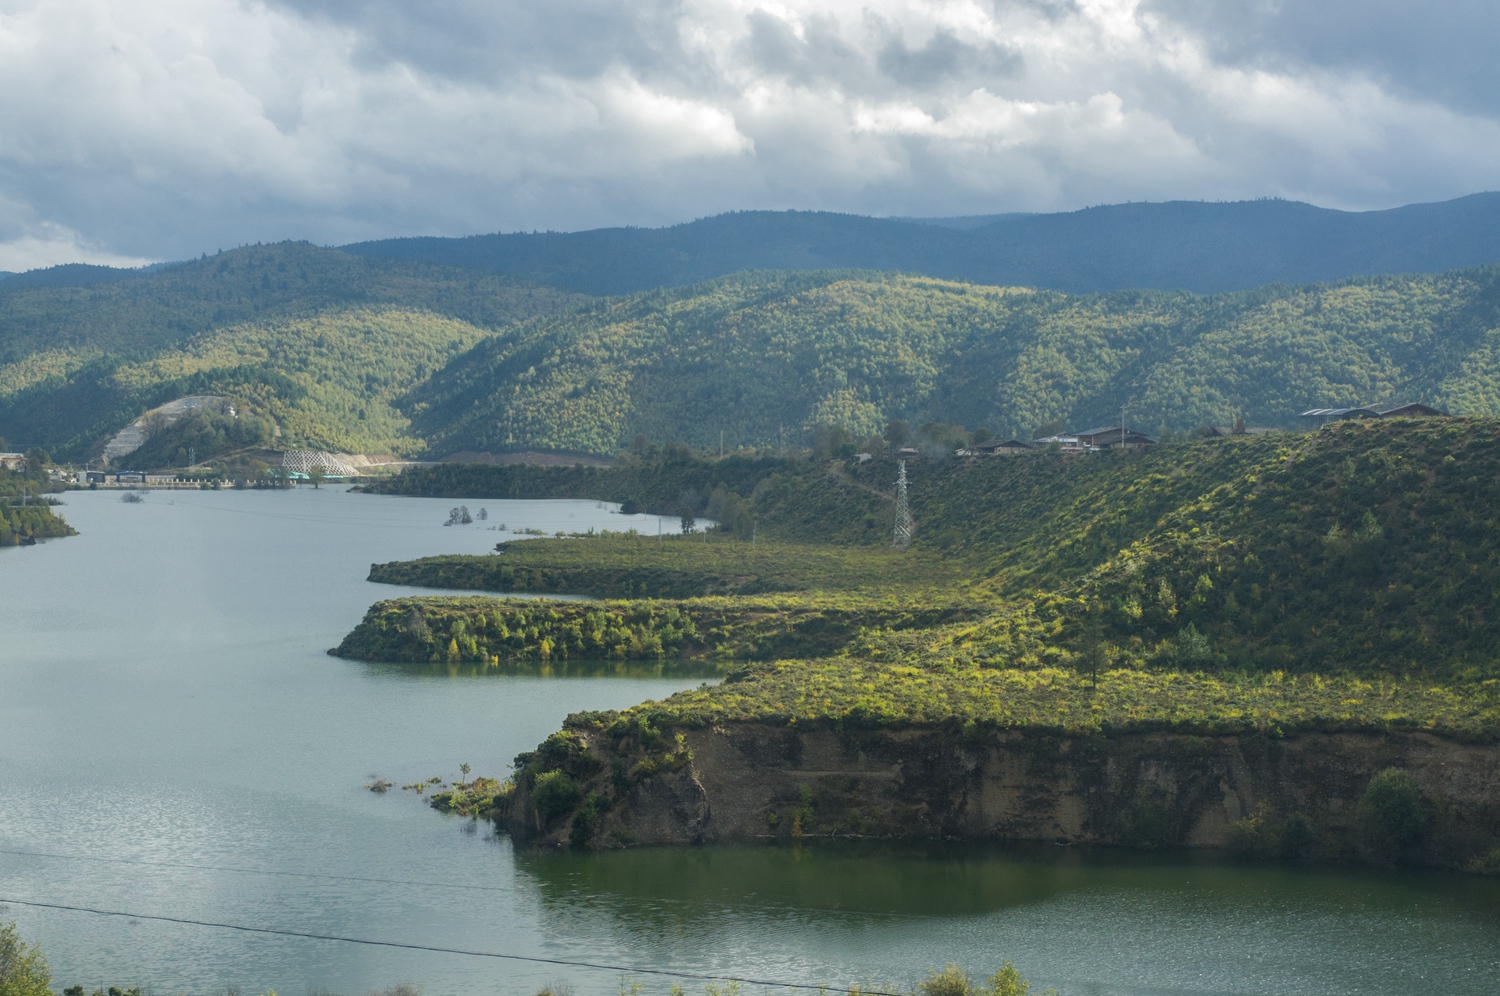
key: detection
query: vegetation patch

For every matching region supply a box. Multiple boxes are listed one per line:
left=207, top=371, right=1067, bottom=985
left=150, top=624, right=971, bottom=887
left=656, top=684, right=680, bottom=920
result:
left=572, top=663, right=1499, bottom=742
left=368, top=534, right=970, bottom=598
left=331, top=594, right=979, bottom=668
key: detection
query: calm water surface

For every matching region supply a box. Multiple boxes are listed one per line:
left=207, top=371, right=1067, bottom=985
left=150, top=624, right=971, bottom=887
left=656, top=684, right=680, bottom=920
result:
left=1, top=488, right=1497, bottom=996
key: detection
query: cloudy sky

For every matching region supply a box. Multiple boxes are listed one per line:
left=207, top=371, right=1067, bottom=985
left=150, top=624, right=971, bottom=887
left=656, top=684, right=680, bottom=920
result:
left=1, top=0, right=1498, bottom=270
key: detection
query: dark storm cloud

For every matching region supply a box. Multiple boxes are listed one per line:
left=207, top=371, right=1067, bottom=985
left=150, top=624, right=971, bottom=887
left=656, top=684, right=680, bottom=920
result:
left=0, top=0, right=1496, bottom=270
left=1145, top=0, right=1500, bottom=115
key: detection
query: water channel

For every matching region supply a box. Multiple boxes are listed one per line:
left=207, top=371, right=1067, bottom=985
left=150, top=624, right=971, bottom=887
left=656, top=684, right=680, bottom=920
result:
left=1, top=488, right=1496, bottom=995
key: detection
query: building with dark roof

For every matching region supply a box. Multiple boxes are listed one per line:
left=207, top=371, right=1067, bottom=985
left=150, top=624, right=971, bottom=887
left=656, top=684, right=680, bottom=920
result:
left=966, top=438, right=1032, bottom=455
left=1073, top=426, right=1156, bottom=449
left=1299, top=402, right=1446, bottom=425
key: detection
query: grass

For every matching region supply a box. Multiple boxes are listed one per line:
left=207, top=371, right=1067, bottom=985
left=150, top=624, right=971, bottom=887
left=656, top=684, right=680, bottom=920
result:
left=573, top=661, right=1500, bottom=742
left=343, top=419, right=1500, bottom=764
left=332, top=592, right=983, bottom=668
left=368, top=533, right=976, bottom=598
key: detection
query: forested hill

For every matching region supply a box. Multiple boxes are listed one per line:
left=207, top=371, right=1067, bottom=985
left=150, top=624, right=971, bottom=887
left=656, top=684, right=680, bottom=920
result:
left=9, top=243, right=1500, bottom=464
left=340, top=194, right=1500, bottom=296
left=407, top=266, right=1500, bottom=456
left=0, top=242, right=586, bottom=458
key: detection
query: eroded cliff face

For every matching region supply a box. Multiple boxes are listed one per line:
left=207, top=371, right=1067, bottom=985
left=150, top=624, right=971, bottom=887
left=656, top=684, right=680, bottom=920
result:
left=495, top=723, right=1500, bottom=869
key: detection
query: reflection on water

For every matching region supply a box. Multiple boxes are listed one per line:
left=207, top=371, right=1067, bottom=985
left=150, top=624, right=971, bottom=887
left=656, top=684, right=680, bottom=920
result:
left=515, top=841, right=1500, bottom=995
left=2, top=488, right=1498, bottom=996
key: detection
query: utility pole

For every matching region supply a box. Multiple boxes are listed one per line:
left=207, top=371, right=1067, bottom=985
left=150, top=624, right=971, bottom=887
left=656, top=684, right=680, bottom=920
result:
left=188, top=446, right=196, bottom=469
left=719, top=429, right=724, bottom=459
left=894, top=461, right=913, bottom=549
left=779, top=423, right=784, bottom=456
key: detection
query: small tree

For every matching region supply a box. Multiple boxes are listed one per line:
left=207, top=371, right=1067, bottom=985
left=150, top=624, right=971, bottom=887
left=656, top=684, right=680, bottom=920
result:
left=308, top=464, right=325, bottom=489
left=1357, top=768, right=1432, bottom=855
left=0, top=920, right=54, bottom=996
left=678, top=489, right=699, bottom=534
left=459, top=762, right=472, bottom=785
left=884, top=419, right=911, bottom=449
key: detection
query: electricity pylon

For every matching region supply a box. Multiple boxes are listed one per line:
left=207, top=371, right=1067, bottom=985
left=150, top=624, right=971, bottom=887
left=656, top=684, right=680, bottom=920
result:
left=894, top=460, right=913, bottom=548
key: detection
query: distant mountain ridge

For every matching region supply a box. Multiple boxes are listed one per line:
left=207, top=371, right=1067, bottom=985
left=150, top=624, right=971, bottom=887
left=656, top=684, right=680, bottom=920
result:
left=8, top=194, right=1500, bottom=298
left=339, top=194, right=1500, bottom=295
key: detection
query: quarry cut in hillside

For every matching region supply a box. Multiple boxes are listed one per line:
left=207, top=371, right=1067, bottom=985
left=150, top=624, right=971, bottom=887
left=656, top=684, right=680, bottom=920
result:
left=495, top=721, right=1500, bottom=870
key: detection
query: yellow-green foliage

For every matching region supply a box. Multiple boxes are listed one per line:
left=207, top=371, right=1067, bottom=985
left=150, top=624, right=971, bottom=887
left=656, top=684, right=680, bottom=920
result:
left=368, top=534, right=972, bottom=598
left=333, top=592, right=980, bottom=668
left=0, top=503, right=75, bottom=546
left=429, top=777, right=507, bottom=817
left=590, top=661, right=1500, bottom=742
left=0, top=241, right=585, bottom=458
left=109, top=307, right=490, bottom=455
left=0, top=464, right=75, bottom=546
left=411, top=266, right=1500, bottom=455
left=0, top=920, right=53, bottom=996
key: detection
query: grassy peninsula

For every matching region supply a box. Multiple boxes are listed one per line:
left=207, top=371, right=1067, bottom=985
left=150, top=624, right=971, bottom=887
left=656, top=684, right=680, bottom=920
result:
left=342, top=419, right=1500, bottom=713
left=345, top=419, right=1500, bottom=867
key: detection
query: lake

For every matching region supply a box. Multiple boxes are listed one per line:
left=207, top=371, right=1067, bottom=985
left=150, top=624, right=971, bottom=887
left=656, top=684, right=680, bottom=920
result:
left=2, top=488, right=1497, bottom=996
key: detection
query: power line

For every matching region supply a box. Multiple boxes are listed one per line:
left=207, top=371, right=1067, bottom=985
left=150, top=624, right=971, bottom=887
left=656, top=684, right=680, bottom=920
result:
left=0, top=847, right=515, bottom=896
left=0, top=895, right=903, bottom=995
left=0, top=846, right=914, bottom=921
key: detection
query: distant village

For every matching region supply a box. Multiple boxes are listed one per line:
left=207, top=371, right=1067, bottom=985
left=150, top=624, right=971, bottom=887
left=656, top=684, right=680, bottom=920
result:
left=872, top=400, right=1448, bottom=461
left=12, top=400, right=1452, bottom=488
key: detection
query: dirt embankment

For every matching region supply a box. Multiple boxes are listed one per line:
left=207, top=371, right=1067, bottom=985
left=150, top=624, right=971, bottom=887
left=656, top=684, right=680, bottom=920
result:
left=495, top=723, right=1500, bottom=869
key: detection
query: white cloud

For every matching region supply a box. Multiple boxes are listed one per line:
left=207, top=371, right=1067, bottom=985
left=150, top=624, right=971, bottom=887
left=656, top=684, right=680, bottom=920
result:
left=0, top=0, right=1496, bottom=268
left=0, top=222, right=155, bottom=272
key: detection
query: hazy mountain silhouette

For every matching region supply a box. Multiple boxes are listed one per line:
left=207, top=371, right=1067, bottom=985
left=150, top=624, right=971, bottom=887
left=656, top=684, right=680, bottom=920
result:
left=340, top=194, right=1500, bottom=295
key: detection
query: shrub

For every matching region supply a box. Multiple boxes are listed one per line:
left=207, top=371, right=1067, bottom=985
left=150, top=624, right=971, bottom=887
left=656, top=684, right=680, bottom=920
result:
left=0, top=920, right=53, bottom=996
left=919, top=965, right=974, bottom=996
left=532, top=770, right=582, bottom=826
left=569, top=792, right=608, bottom=846
left=1356, top=768, right=1433, bottom=854
left=918, top=962, right=1047, bottom=996
left=1227, top=804, right=1282, bottom=858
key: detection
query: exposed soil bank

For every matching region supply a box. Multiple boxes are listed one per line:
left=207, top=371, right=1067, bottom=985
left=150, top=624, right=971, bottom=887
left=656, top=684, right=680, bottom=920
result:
left=496, top=723, right=1500, bottom=870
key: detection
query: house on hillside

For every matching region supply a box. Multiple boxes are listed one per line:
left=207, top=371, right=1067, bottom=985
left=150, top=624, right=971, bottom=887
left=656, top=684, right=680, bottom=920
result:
left=1299, top=402, right=1447, bottom=426
left=1032, top=434, right=1083, bottom=451
left=1073, top=426, right=1156, bottom=450
left=964, top=438, right=1032, bottom=455
left=0, top=452, right=25, bottom=471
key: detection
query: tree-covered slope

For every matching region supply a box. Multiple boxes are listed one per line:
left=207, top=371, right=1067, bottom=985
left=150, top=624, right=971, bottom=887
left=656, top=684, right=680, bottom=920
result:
left=10, top=241, right=1500, bottom=466
left=109, top=308, right=491, bottom=456
left=341, top=194, right=1500, bottom=296
left=409, top=267, right=1500, bottom=456
left=0, top=242, right=585, bottom=457
left=365, top=418, right=1500, bottom=684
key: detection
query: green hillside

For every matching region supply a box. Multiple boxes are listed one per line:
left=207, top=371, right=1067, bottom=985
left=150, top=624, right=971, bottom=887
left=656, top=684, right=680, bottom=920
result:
left=0, top=242, right=584, bottom=458
left=106, top=308, right=492, bottom=456
left=408, top=267, right=1500, bottom=457
left=9, top=246, right=1500, bottom=465
left=354, top=417, right=1500, bottom=687
left=342, top=417, right=1500, bottom=864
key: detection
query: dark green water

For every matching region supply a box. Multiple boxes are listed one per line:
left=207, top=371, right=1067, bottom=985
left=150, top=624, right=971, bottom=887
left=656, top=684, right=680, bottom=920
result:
left=1, top=488, right=1496, bottom=995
